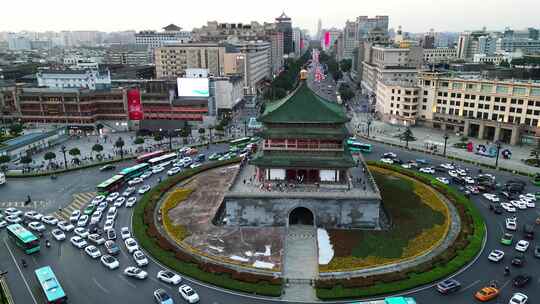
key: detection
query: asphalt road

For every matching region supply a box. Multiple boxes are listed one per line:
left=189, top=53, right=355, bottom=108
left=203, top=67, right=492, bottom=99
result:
left=1, top=141, right=539, bottom=304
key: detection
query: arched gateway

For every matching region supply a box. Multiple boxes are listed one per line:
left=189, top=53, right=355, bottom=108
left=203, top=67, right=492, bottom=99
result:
left=288, top=207, right=314, bottom=226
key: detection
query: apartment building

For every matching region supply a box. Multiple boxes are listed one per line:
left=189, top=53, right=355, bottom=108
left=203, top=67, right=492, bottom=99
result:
left=375, top=81, right=420, bottom=125
left=155, top=43, right=226, bottom=79
left=225, top=40, right=271, bottom=95
left=105, top=44, right=151, bottom=66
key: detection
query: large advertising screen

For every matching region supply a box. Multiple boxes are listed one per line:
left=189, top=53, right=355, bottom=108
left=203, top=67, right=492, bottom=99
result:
left=177, top=78, right=209, bottom=97
left=127, top=89, right=143, bottom=120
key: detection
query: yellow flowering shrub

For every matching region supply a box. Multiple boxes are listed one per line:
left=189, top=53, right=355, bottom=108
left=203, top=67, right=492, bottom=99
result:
left=162, top=188, right=193, bottom=242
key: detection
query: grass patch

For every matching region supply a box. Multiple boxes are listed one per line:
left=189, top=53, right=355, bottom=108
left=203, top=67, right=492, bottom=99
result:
left=162, top=189, right=193, bottom=242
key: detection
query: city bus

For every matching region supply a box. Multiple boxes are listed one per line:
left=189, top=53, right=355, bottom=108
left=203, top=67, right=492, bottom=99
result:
left=136, top=150, right=166, bottom=163
left=0, top=172, right=5, bottom=185
left=34, top=266, right=67, bottom=304
left=347, top=139, right=373, bottom=153
left=229, top=137, right=251, bottom=150
left=147, top=153, right=177, bottom=167
left=96, top=174, right=125, bottom=195
left=351, top=296, right=416, bottom=304
left=6, top=224, right=40, bottom=254
left=118, top=163, right=150, bottom=180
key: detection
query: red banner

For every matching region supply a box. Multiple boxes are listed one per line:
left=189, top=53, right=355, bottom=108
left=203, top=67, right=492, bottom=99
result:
left=127, top=89, right=143, bottom=120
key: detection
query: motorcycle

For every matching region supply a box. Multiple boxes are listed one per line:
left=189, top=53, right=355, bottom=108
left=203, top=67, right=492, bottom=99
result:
left=45, top=240, right=51, bottom=248
left=21, top=259, right=27, bottom=268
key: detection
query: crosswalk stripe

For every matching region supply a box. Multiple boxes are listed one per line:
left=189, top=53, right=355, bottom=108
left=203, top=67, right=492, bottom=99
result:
left=48, top=191, right=96, bottom=219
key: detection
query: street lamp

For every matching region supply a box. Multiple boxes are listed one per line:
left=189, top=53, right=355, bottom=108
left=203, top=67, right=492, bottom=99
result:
left=495, top=141, right=502, bottom=168
left=244, top=120, right=248, bottom=137
left=367, top=118, right=373, bottom=138
left=443, top=132, right=449, bottom=157
left=60, top=146, right=67, bottom=169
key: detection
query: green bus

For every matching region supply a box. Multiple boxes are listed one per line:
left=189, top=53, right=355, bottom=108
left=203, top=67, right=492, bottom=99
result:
left=229, top=137, right=252, bottom=150
left=96, top=174, right=125, bottom=195
left=119, top=163, right=150, bottom=179
left=6, top=224, right=40, bottom=254
left=533, top=173, right=540, bottom=186
left=35, top=266, right=67, bottom=303
left=347, top=139, right=373, bottom=153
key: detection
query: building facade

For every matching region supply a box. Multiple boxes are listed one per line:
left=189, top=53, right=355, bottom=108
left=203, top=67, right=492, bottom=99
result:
left=105, top=44, right=151, bottom=66
left=135, top=24, right=192, bottom=50
left=155, top=43, right=226, bottom=79
left=457, top=31, right=498, bottom=60
left=37, top=69, right=112, bottom=91
left=226, top=40, right=271, bottom=95
left=423, top=47, right=457, bottom=64
left=275, top=12, right=293, bottom=55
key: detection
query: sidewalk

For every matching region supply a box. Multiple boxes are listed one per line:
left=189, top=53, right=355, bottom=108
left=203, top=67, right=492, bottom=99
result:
left=351, top=112, right=540, bottom=175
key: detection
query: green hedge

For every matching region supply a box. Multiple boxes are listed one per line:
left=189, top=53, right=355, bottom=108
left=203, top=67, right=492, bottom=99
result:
left=133, top=159, right=282, bottom=297
left=316, top=162, right=485, bottom=300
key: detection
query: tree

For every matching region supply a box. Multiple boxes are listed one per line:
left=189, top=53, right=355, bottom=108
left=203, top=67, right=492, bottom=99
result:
left=92, top=144, right=104, bottom=155
left=44, top=152, right=56, bottom=163
left=339, top=59, right=352, bottom=73
left=0, top=155, right=10, bottom=164
left=8, top=123, right=23, bottom=136
left=399, top=127, right=416, bottom=148
left=153, top=133, right=163, bottom=143
left=198, top=128, right=206, bottom=141
left=332, top=70, right=343, bottom=82
left=134, top=137, right=144, bottom=145
left=68, top=148, right=81, bottom=158
left=339, top=86, right=355, bottom=102
left=180, top=128, right=190, bottom=145
left=95, top=123, right=104, bottom=134
left=20, top=155, right=32, bottom=167
left=115, top=138, right=125, bottom=159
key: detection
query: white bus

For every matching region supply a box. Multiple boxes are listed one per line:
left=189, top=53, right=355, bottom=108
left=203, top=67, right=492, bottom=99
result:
left=0, top=172, right=5, bottom=185
left=147, top=153, right=177, bottom=167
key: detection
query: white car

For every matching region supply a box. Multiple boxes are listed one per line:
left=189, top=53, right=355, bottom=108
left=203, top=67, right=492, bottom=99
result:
left=24, top=211, right=43, bottom=220
left=436, top=177, right=450, bottom=184
left=509, top=292, right=528, bottom=304
left=57, top=221, right=74, bottom=232
left=128, top=177, right=144, bottom=186
left=96, top=202, right=108, bottom=213
left=506, top=217, right=517, bottom=231
left=487, top=249, right=504, bottom=262
left=157, top=270, right=182, bottom=285
left=85, top=245, right=102, bottom=259
left=167, top=167, right=182, bottom=176
left=524, top=200, right=535, bottom=208
left=104, top=219, right=115, bottom=231
left=140, top=171, right=152, bottom=180
left=124, top=237, right=139, bottom=253
left=92, top=195, right=106, bottom=204
left=77, top=215, right=89, bottom=227
left=152, top=166, right=165, bottom=174
left=380, top=158, right=394, bottom=164
left=107, top=207, right=117, bottom=220
left=419, top=167, right=435, bottom=174
left=51, top=229, right=66, bottom=241
left=138, top=185, right=151, bottom=194
left=456, top=169, right=467, bottom=176
left=114, top=197, right=126, bottom=207
left=440, top=163, right=455, bottom=170
left=190, top=163, right=202, bottom=169
left=41, top=215, right=58, bottom=225
left=483, top=193, right=500, bottom=203
left=69, top=210, right=81, bottom=223
left=70, top=236, right=87, bottom=249
left=122, top=187, right=136, bottom=197
left=120, top=227, right=131, bottom=240
left=179, top=284, right=199, bottom=303
left=126, top=197, right=137, bottom=208
left=74, top=227, right=89, bottom=238
left=5, top=215, right=22, bottom=224
left=448, top=170, right=458, bottom=178
left=133, top=250, right=148, bottom=267
left=90, top=211, right=103, bottom=225
left=100, top=255, right=119, bottom=270
left=124, top=266, right=148, bottom=279
left=0, top=221, right=7, bottom=229
left=4, top=208, right=22, bottom=217
left=515, top=240, right=530, bottom=252
left=88, top=233, right=106, bottom=245
left=28, top=221, right=46, bottom=232
left=521, top=193, right=536, bottom=201
left=510, top=200, right=527, bottom=210
left=463, top=176, right=475, bottom=184
left=106, top=192, right=120, bottom=202
left=501, top=203, right=517, bottom=213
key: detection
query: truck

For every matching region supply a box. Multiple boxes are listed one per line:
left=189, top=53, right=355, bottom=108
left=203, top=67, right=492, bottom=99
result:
left=350, top=297, right=417, bottom=304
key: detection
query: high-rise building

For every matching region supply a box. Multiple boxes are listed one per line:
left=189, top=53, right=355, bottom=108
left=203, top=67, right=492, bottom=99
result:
left=457, top=30, right=498, bottom=60
left=356, top=16, right=389, bottom=41
left=225, top=40, right=271, bottom=95
left=7, top=34, right=31, bottom=50
left=340, top=20, right=359, bottom=60
left=275, top=12, right=293, bottom=55
left=105, top=44, right=151, bottom=66
left=422, top=30, right=436, bottom=49
left=317, top=19, right=322, bottom=41
left=155, top=43, right=225, bottom=79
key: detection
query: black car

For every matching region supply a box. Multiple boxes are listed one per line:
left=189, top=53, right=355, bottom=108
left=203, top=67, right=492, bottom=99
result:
left=513, top=275, right=531, bottom=288
left=100, top=164, right=116, bottom=171
left=489, top=204, right=503, bottom=214
left=453, top=177, right=466, bottom=185
left=436, top=278, right=461, bottom=294
left=512, top=253, right=525, bottom=267
left=523, top=224, right=535, bottom=239
left=534, top=245, right=540, bottom=259
left=435, top=165, right=447, bottom=173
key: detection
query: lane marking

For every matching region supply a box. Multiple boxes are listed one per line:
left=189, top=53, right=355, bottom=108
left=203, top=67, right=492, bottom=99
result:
left=92, top=277, right=110, bottom=294
left=117, top=274, right=137, bottom=289
left=459, top=279, right=481, bottom=293
left=3, top=238, right=39, bottom=304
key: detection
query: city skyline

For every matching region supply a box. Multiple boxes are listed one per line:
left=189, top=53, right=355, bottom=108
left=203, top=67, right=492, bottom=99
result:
left=1, top=0, right=539, bottom=34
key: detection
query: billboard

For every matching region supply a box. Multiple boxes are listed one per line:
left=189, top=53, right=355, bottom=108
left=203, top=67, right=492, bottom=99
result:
left=177, top=78, right=210, bottom=97
left=127, top=89, right=143, bottom=120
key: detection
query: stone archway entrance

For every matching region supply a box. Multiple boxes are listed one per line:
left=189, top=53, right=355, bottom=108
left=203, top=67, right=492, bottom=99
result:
left=289, top=207, right=314, bottom=225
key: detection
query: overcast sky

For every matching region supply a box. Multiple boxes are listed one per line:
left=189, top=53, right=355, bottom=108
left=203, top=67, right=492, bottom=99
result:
left=1, top=0, right=538, bottom=34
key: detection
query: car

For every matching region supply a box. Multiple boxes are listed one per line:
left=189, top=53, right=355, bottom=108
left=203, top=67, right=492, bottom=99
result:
left=153, top=288, right=174, bottom=304
left=178, top=284, right=199, bottom=303
left=448, top=170, right=458, bottom=178
left=74, top=227, right=89, bottom=238
left=106, top=192, right=120, bottom=202
left=114, top=197, right=126, bottom=207
left=70, top=236, right=87, bottom=249
left=125, top=237, right=139, bottom=253
left=96, top=202, right=108, bottom=213
left=126, top=197, right=137, bottom=208
left=90, top=211, right=103, bottom=225
left=128, top=177, right=145, bottom=186
left=157, top=270, right=182, bottom=285
left=0, top=221, right=7, bottom=229
left=493, top=205, right=504, bottom=214
left=107, top=229, right=116, bottom=240
left=133, top=250, right=148, bottom=267
left=474, top=286, right=500, bottom=301
left=501, top=233, right=514, bottom=245
left=524, top=200, right=535, bottom=208
left=465, top=185, right=479, bottom=194
left=69, top=210, right=81, bottom=223
left=121, top=227, right=131, bottom=239
left=152, top=166, right=165, bottom=174
left=100, top=255, right=119, bottom=270
left=510, top=200, right=527, bottom=210
left=487, top=249, right=504, bottom=262
left=512, top=253, right=525, bottom=267
left=77, top=215, right=89, bottom=227
left=5, top=215, right=22, bottom=224
left=509, top=292, right=528, bottom=304
left=523, top=224, right=534, bottom=239
left=28, top=221, right=46, bottom=232
left=513, top=275, right=531, bottom=288
left=415, top=158, right=428, bottom=164
left=99, top=164, right=116, bottom=171
left=83, top=205, right=96, bottom=216
left=483, top=193, right=500, bottom=202
left=88, top=233, right=106, bottom=245
left=57, top=220, right=74, bottom=232
left=189, top=163, right=202, bottom=169
left=501, top=203, right=517, bottom=213
left=440, top=163, right=455, bottom=170
left=4, top=208, right=22, bottom=217
left=51, top=229, right=66, bottom=241
left=436, top=177, right=450, bottom=185
left=104, top=240, right=120, bottom=255
left=140, top=171, right=152, bottom=180
left=88, top=223, right=103, bottom=235
left=122, top=187, right=136, bottom=197
left=534, top=245, right=540, bottom=258
left=85, top=245, right=102, bottom=259
left=124, top=266, right=148, bottom=279
left=382, top=152, right=397, bottom=159
left=456, top=169, right=467, bottom=176
left=380, top=158, right=393, bottom=164
left=463, top=176, right=475, bottom=184
left=436, top=278, right=461, bottom=294
left=167, top=167, right=182, bottom=176
left=515, top=240, right=530, bottom=252
left=506, top=217, right=517, bottom=231
left=92, top=195, right=106, bottom=205
left=41, top=215, right=58, bottom=225
left=138, top=185, right=151, bottom=194
left=107, top=207, right=117, bottom=220
left=104, top=219, right=115, bottom=231
left=24, top=211, right=43, bottom=220
left=208, top=153, right=221, bottom=161
left=401, top=163, right=414, bottom=169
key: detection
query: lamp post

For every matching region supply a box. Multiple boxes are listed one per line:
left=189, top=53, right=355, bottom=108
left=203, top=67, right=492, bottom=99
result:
left=244, top=120, right=248, bottom=137
left=443, top=132, right=449, bottom=157
left=367, top=118, right=373, bottom=138
left=495, top=140, right=502, bottom=168
left=60, top=146, right=67, bottom=169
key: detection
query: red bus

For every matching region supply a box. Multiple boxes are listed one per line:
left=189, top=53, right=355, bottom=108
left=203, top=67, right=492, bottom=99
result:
left=136, top=150, right=166, bottom=163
